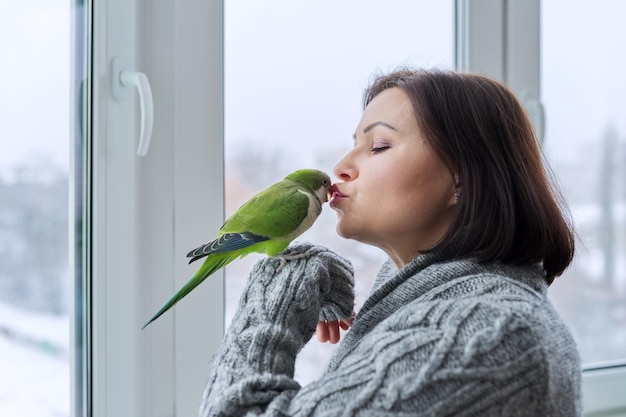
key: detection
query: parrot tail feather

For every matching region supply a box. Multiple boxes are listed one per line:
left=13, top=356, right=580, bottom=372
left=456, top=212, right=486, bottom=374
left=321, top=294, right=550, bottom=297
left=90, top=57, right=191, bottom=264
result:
left=141, top=253, right=237, bottom=330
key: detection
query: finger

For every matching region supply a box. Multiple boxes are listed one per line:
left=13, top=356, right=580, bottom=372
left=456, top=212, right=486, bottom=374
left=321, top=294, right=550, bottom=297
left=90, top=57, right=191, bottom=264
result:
left=316, top=321, right=330, bottom=343
left=327, top=320, right=341, bottom=344
left=339, top=311, right=356, bottom=330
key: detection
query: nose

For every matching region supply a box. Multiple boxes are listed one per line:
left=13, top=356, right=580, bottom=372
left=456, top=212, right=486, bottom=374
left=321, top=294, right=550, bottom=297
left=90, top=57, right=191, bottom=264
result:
left=333, top=150, right=357, bottom=181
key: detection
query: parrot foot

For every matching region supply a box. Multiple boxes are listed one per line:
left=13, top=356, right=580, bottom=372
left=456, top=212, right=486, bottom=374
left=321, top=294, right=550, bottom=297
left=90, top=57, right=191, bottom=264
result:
left=275, top=252, right=308, bottom=273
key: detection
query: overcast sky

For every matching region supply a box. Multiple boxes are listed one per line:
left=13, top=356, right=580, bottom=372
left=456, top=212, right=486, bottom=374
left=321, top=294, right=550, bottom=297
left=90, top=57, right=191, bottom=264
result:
left=541, top=0, right=626, bottom=163
left=0, top=1, right=69, bottom=178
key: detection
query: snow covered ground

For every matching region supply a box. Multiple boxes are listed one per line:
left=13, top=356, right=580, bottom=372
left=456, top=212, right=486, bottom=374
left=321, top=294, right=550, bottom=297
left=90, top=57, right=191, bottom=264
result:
left=0, top=303, right=69, bottom=417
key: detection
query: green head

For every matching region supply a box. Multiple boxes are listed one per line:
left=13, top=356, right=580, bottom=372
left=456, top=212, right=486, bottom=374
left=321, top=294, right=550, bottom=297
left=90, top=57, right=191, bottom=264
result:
left=286, top=169, right=332, bottom=203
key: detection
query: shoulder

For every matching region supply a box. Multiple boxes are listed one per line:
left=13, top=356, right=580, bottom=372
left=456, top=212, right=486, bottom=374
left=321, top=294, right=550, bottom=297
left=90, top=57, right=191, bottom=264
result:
left=402, top=271, right=579, bottom=400
left=365, top=258, right=556, bottom=344
left=396, top=270, right=570, bottom=353
left=387, top=271, right=548, bottom=348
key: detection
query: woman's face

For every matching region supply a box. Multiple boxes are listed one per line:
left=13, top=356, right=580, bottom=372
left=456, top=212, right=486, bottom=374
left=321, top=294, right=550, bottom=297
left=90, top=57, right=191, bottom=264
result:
left=331, top=87, right=457, bottom=268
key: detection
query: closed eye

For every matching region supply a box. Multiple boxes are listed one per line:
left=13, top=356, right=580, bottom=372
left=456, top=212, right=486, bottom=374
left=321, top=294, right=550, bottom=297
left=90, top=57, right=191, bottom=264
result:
left=371, top=145, right=390, bottom=154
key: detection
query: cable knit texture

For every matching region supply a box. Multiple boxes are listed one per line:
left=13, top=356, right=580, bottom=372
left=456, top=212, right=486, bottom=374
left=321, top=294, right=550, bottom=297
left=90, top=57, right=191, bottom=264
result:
left=199, top=243, right=582, bottom=417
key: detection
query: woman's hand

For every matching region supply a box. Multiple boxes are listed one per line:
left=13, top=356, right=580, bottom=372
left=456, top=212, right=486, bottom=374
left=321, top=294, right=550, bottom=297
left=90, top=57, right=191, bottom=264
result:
left=316, top=312, right=355, bottom=344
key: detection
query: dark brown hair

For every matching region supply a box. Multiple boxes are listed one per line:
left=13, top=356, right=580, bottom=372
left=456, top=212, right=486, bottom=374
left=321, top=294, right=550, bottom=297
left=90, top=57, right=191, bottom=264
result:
left=364, top=68, right=575, bottom=283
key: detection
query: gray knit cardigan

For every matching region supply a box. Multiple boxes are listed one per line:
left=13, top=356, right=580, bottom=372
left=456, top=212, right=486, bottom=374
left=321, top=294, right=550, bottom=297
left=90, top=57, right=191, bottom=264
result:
left=199, top=243, right=582, bottom=416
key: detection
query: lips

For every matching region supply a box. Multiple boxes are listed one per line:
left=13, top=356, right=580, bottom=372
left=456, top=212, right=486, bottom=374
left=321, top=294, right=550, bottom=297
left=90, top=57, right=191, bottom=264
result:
left=329, top=184, right=347, bottom=208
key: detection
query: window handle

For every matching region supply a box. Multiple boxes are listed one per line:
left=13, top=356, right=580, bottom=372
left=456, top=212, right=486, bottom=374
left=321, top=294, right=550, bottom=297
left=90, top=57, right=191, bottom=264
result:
left=111, top=56, right=154, bottom=156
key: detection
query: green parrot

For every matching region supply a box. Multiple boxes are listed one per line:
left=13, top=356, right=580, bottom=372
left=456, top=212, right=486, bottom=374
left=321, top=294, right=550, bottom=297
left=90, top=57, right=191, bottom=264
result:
left=142, top=169, right=332, bottom=329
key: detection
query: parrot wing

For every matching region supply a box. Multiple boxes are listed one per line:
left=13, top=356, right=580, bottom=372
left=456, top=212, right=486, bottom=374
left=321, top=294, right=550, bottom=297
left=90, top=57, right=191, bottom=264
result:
left=186, top=232, right=269, bottom=263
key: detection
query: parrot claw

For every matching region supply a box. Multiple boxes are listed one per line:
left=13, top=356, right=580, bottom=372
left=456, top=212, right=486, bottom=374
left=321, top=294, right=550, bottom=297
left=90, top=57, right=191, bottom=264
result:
left=276, top=257, right=287, bottom=273
left=275, top=252, right=308, bottom=273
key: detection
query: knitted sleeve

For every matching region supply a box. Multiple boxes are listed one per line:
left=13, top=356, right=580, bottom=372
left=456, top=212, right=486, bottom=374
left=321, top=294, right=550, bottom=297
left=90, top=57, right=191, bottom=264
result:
left=198, top=242, right=355, bottom=417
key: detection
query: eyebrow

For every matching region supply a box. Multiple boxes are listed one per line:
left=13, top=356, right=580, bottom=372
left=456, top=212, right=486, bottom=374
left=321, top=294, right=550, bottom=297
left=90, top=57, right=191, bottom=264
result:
left=353, top=121, right=397, bottom=139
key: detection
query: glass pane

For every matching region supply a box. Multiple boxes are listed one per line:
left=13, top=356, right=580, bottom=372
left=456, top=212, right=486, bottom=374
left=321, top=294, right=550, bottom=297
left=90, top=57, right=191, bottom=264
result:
left=225, top=0, right=454, bottom=384
left=71, top=1, right=91, bottom=415
left=0, top=1, right=72, bottom=416
left=542, top=0, right=626, bottom=366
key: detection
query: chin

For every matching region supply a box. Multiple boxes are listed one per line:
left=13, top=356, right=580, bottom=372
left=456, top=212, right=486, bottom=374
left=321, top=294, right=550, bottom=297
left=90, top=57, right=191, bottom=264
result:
left=334, top=219, right=354, bottom=240
left=334, top=213, right=377, bottom=243
left=335, top=222, right=369, bottom=244
left=335, top=224, right=349, bottom=239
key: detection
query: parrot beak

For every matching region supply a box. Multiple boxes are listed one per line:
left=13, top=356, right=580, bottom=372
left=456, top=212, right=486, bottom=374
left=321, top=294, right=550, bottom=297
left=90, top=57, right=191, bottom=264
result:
left=328, top=184, right=341, bottom=202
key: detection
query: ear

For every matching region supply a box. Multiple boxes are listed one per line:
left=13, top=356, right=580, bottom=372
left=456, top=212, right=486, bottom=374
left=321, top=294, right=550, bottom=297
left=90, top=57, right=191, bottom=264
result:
left=447, top=174, right=460, bottom=208
left=448, top=183, right=461, bottom=207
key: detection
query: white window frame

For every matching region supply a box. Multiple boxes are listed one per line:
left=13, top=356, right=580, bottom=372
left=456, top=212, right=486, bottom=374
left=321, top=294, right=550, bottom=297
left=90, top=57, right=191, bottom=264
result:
left=72, top=1, right=225, bottom=416
left=456, top=1, right=626, bottom=415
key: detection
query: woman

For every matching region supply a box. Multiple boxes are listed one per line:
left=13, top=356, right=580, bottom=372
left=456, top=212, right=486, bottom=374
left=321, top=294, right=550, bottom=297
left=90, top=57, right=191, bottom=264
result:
left=199, top=69, right=582, bottom=416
